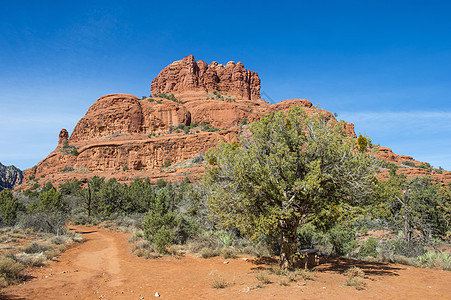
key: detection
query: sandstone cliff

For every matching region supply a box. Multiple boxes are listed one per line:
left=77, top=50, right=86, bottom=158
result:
left=19, top=55, right=448, bottom=189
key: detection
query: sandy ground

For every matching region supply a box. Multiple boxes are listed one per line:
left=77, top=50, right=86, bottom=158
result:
left=1, top=226, right=450, bottom=299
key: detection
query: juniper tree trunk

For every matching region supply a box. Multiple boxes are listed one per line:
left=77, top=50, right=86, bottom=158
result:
left=279, top=219, right=298, bottom=269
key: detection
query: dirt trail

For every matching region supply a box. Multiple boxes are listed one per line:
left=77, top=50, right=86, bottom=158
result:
left=1, top=226, right=450, bottom=299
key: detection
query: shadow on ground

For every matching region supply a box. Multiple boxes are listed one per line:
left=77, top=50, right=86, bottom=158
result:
left=317, top=257, right=403, bottom=277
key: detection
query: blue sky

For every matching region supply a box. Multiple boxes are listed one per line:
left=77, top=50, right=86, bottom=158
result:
left=1, top=0, right=450, bottom=170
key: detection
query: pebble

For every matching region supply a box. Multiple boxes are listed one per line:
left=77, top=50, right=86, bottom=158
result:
left=155, top=292, right=160, bottom=297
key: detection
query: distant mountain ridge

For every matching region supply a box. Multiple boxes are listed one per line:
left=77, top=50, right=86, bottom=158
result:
left=0, top=163, right=23, bottom=190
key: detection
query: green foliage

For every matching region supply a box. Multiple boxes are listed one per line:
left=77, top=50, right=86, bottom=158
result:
left=418, top=163, right=432, bottom=171
left=143, top=189, right=175, bottom=253
left=156, top=179, right=166, bottom=188
left=122, top=165, right=129, bottom=171
left=403, top=161, right=415, bottom=167
left=329, top=224, right=357, bottom=256
left=39, top=187, right=65, bottom=212
left=373, top=174, right=450, bottom=243
left=96, top=178, right=124, bottom=217
left=58, top=178, right=81, bottom=195
left=0, top=189, right=23, bottom=225
left=204, top=106, right=376, bottom=267
left=417, top=251, right=451, bottom=270
left=163, top=160, right=171, bottom=168
left=297, top=223, right=317, bottom=249
left=201, top=122, right=220, bottom=132
left=359, top=237, right=378, bottom=258
left=154, top=93, right=182, bottom=104
left=26, top=200, right=40, bottom=214
left=71, top=148, right=79, bottom=156
left=357, top=134, right=368, bottom=152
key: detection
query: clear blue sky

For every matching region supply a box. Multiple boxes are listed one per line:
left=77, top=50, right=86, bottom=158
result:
left=1, top=0, right=450, bottom=170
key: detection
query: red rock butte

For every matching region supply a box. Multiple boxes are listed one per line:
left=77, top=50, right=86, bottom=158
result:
left=20, top=55, right=450, bottom=188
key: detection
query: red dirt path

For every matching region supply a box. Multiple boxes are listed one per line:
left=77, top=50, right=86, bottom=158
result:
left=1, top=226, right=450, bottom=299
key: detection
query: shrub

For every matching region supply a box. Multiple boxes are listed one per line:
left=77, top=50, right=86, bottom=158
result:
left=152, top=227, right=173, bottom=254
left=188, top=236, right=219, bottom=253
left=173, top=214, right=201, bottom=245
left=192, top=153, right=204, bottom=163
left=210, top=274, right=228, bottom=289
left=255, top=271, right=272, bottom=284
left=17, top=212, right=67, bottom=235
left=344, top=266, right=365, bottom=278
left=241, top=244, right=271, bottom=258
left=23, top=242, right=50, bottom=254
left=0, top=189, right=22, bottom=226
left=220, top=247, right=237, bottom=259
left=0, top=258, right=24, bottom=284
left=359, top=237, right=378, bottom=258
left=199, top=247, right=220, bottom=258
left=329, top=225, right=357, bottom=256
left=122, top=165, right=129, bottom=171
left=39, top=188, right=65, bottom=212
left=417, top=251, right=451, bottom=270
left=357, top=134, right=368, bottom=152
left=163, top=160, right=171, bottom=168
left=418, top=163, right=432, bottom=170
left=13, top=253, right=46, bottom=267
left=392, top=239, right=425, bottom=257
left=213, top=230, right=235, bottom=247
left=403, top=161, right=415, bottom=167
left=344, top=266, right=366, bottom=290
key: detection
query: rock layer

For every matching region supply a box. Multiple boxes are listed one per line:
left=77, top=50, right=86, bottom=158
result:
left=20, top=55, right=446, bottom=189
left=151, top=55, right=261, bottom=100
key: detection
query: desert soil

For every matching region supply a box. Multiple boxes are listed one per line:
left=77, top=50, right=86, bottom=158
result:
left=1, top=226, right=450, bottom=300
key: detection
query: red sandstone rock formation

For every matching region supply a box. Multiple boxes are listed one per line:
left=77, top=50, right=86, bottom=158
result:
left=58, top=129, right=69, bottom=145
left=151, top=55, right=261, bottom=101
left=16, top=55, right=449, bottom=189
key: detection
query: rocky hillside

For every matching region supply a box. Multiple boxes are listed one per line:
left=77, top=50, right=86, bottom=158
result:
left=19, top=55, right=450, bottom=189
left=0, top=163, right=23, bottom=191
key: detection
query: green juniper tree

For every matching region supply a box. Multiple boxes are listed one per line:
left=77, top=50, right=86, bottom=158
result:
left=204, top=106, right=376, bottom=268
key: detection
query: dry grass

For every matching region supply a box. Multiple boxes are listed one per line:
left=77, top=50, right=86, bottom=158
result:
left=241, top=244, right=271, bottom=258
left=0, top=257, right=24, bottom=286
left=255, top=271, right=272, bottom=284
left=344, top=266, right=367, bottom=290
left=279, top=277, right=290, bottom=286
left=199, top=247, right=220, bottom=258
left=208, top=271, right=231, bottom=289
left=294, top=268, right=315, bottom=281
left=220, top=247, right=237, bottom=259
left=23, top=242, right=51, bottom=254
left=210, top=276, right=228, bottom=289
left=13, top=253, right=46, bottom=267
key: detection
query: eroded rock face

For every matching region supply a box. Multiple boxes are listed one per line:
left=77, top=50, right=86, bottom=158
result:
left=70, top=94, right=191, bottom=142
left=0, top=163, right=23, bottom=191
left=16, top=55, right=448, bottom=188
left=58, top=129, right=69, bottom=145
left=151, top=55, right=261, bottom=100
